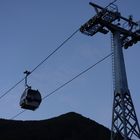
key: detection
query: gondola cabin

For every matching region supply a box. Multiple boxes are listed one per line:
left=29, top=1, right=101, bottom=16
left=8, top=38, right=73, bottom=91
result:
left=20, top=88, right=42, bottom=111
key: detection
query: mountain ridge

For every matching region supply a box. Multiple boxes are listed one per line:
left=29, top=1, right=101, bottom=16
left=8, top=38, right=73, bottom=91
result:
left=0, top=112, right=121, bottom=140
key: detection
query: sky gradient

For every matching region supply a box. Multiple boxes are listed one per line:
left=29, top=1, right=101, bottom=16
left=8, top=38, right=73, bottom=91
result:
left=0, top=0, right=140, bottom=130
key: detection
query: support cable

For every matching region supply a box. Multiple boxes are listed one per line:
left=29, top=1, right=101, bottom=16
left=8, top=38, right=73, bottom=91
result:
left=0, top=28, right=79, bottom=100
left=11, top=110, right=26, bottom=120
left=10, top=52, right=113, bottom=120
left=30, top=28, right=79, bottom=74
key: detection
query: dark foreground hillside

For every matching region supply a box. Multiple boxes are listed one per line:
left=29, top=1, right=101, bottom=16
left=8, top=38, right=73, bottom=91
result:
left=0, top=112, right=122, bottom=140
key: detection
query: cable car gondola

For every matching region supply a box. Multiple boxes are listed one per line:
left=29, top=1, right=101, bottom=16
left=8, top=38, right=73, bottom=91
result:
left=19, top=71, right=42, bottom=111
left=20, top=87, right=42, bottom=111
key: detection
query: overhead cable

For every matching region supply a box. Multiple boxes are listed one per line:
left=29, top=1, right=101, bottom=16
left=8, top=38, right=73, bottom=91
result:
left=0, top=78, right=25, bottom=100
left=11, top=110, right=26, bottom=120
left=0, top=28, right=79, bottom=100
left=10, top=52, right=113, bottom=120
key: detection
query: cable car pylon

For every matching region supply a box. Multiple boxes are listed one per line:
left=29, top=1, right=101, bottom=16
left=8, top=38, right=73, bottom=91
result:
left=80, top=2, right=140, bottom=140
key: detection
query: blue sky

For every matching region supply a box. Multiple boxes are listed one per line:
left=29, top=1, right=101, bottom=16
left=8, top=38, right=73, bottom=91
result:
left=0, top=0, right=140, bottom=129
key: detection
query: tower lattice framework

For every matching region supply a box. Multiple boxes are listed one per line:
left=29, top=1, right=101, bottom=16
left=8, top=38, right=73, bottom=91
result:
left=80, top=2, right=140, bottom=140
left=111, top=31, right=140, bottom=140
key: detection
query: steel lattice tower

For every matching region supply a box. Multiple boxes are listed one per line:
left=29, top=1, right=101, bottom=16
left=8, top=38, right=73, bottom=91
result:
left=111, top=31, right=140, bottom=140
left=80, top=2, right=140, bottom=140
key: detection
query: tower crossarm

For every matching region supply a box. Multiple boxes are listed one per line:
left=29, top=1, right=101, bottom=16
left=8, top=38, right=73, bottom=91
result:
left=80, top=2, right=140, bottom=49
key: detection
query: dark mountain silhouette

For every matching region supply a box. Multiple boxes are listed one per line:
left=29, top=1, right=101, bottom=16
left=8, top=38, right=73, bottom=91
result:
left=0, top=112, right=123, bottom=140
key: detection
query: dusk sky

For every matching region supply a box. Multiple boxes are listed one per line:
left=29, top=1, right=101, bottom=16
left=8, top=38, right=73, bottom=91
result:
left=0, top=0, right=140, bottom=130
